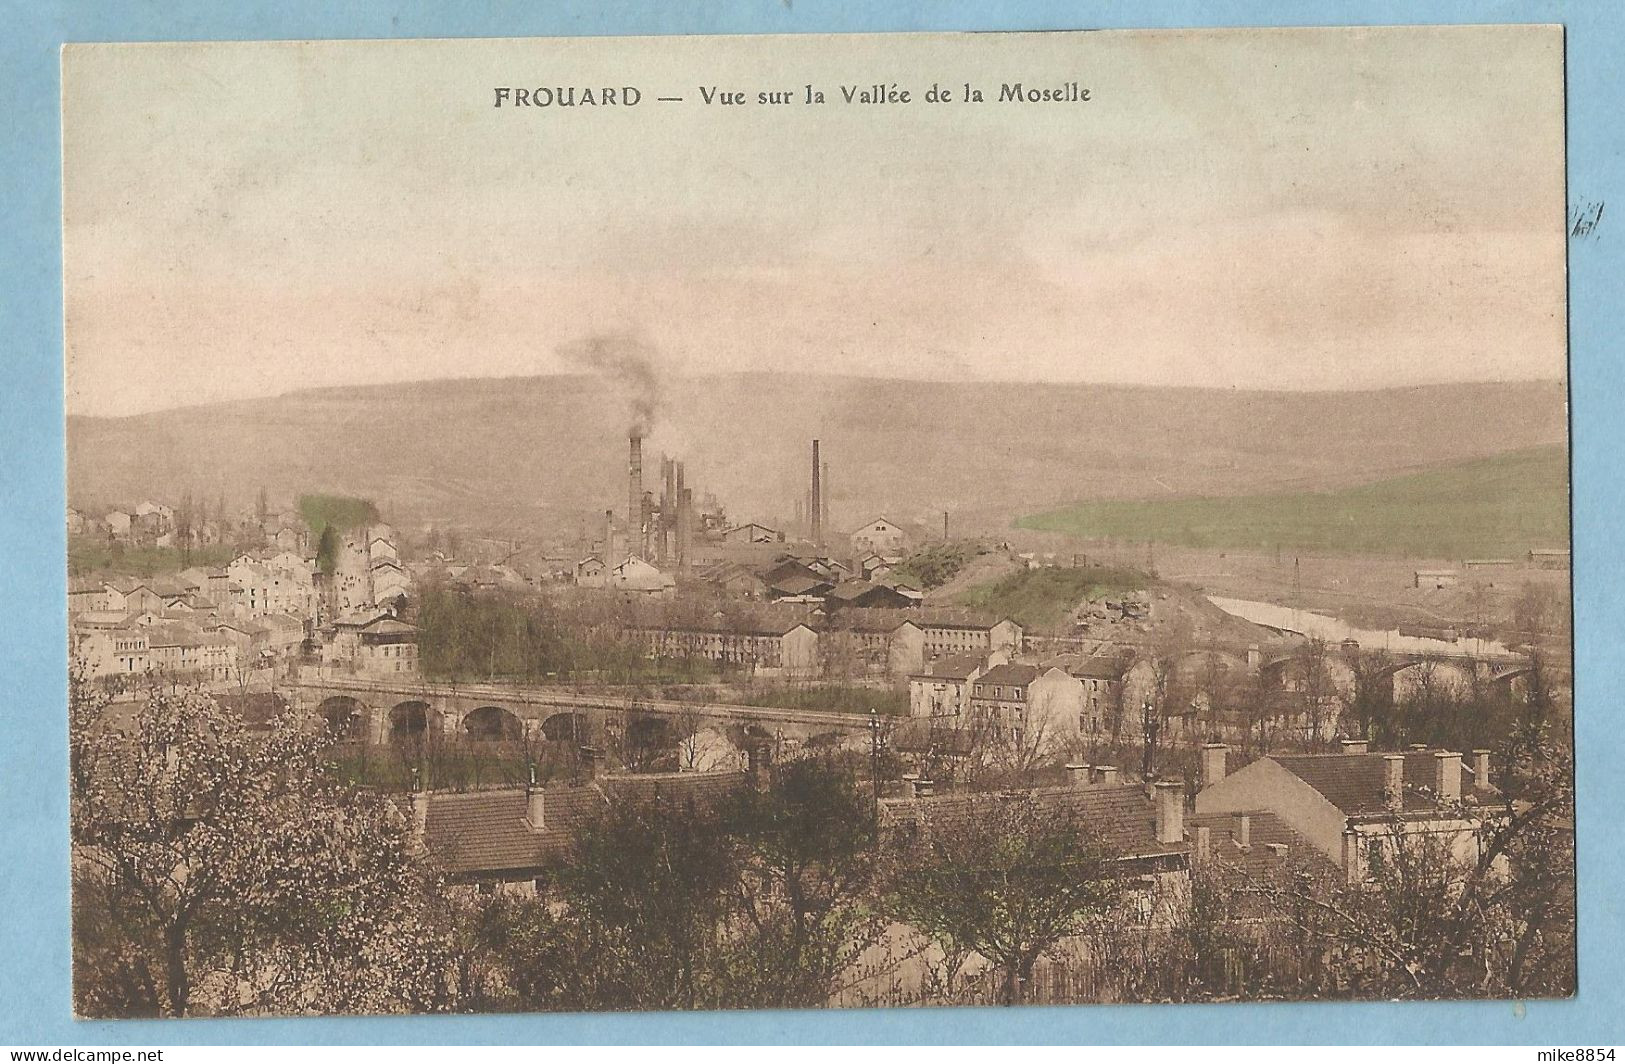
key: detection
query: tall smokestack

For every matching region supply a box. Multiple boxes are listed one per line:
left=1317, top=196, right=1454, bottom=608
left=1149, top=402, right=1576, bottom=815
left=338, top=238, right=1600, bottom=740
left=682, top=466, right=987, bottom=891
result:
left=822, top=459, right=830, bottom=541
left=603, top=509, right=614, bottom=560
left=811, top=440, right=823, bottom=548
left=678, top=486, right=693, bottom=576
left=628, top=435, right=644, bottom=559
left=665, top=457, right=678, bottom=564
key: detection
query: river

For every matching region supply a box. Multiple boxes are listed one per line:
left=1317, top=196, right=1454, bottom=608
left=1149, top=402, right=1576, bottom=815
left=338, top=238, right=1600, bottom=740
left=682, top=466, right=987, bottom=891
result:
left=1206, top=596, right=1517, bottom=661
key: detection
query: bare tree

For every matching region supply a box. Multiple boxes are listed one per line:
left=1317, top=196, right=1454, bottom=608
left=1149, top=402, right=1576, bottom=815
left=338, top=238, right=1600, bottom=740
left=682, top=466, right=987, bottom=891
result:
left=884, top=792, right=1123, bottom=1005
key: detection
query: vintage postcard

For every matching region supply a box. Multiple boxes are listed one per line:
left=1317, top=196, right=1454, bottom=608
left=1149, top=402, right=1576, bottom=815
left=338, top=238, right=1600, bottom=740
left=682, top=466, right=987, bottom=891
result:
left=62, top=26, right=1571, bottom=1017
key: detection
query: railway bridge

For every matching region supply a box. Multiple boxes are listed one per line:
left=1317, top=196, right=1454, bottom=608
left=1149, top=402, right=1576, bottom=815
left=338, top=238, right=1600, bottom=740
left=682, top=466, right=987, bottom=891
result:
left=286, top=674, right=874, bottom=754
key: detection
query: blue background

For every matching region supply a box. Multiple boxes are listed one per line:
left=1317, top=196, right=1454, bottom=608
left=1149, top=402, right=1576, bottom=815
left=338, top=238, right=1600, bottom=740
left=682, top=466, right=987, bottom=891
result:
left=3, top=0, right=1620, bottom=1045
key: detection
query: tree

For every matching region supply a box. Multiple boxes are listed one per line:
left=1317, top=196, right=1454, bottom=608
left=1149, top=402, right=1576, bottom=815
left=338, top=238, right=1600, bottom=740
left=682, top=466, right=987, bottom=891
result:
left=69, top=673, right=451, bottom=1017
left=1295, top=637, right=1338, bottom=747
left=1344, top=645, right=1397, bottom=745
left=315, top=524, right=340, bottom=576
left=542, top=794, right=742, bottom=1011
left=175, top=489, right=195, bottom=564
left=885, top=792, right=1122, bottom=1004
left=721, top=758, right=884, bottom=1006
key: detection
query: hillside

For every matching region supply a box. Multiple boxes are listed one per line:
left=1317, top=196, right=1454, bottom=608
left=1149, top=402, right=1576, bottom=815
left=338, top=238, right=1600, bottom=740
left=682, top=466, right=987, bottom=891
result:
left=1018, top=445, right=1568, bottom=560
left=66, top=374, right=1567, bottom=540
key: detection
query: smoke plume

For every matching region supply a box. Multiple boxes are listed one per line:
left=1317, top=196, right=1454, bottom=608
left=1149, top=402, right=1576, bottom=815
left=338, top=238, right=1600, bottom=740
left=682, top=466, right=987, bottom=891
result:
left=557, top=330, right=663, bottom=436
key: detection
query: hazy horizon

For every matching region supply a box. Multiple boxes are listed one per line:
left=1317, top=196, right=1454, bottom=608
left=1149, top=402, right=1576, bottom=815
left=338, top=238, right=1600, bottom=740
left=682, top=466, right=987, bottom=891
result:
left=64, top=366, right=1572, bottom=422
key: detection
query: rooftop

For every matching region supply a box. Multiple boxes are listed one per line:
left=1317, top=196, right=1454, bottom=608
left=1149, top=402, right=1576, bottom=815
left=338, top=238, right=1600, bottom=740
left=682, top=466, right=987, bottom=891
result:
left=1270, top=749, right=1498, bottom=815
left=975, top=663, right=1042, bottom=689
left=880, top=783, right=1184, bottom=860
left=911, top=652, right=987, bottom=681
left=421, top=771, right=749, bottom=877
left=1187, top=809, right=1337, bottom=878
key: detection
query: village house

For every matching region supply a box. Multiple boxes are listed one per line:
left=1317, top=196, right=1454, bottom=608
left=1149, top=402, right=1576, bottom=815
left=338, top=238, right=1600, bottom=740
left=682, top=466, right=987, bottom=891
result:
left=71, top=623, right=151, bottom=678
left=880, top=773, right=1193, bottom=891
left=606, top=555, right=676, bottom=595
left=100, top=578, right=165, bottom=616
left=720, top=522, right=783, bottom=544
left=141, top=623, right=237, bottom=682
left=695, top=560, right=770, bottom=600
left=849, top=516, right=909, bottom=560
left=967, top=662, right=1087, bottom=752
left=574, top=555, right=609, bottom=588
left=824, top=611, right=926, bottom=678
left=1193, top=741, right=1503, bottom=883
left=104, top=510, right=132, bottom=540
left=324, top=613, right=420, bottom=676
left=67, top=577, right=110, bottom=615
left=768, top=572, right=835, bottom=600
left=412, top=765, right=749, bottom=893
left=177, top=565, right=231, bottom=601
left=630, top=618, right=821, bottom=677
left=228, top=552, right=319, bottom=619
left=825, top=580, right=916, bottom=611
left=915, top=612, right=1024, bottom=660
left=1045, top=651, right=1130, bottom=735
left=907, top=652, right=993, bottom=718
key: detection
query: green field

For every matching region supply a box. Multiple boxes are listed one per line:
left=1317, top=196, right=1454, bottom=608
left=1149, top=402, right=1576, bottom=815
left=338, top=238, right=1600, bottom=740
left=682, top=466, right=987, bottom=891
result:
left=1017, top=445, right=1569, bottom=560
left=67, top=538, right=236, bottom=579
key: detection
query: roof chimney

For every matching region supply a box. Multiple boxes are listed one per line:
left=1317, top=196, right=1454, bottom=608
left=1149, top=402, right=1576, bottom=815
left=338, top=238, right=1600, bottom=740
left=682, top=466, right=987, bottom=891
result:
left=1382, top=753, right=1406, bottom=811
left=1153, top=780, right=1185, bottom=845
left=525, top=765, right=545, bottom=830
left=410, top=788, right=430, bottom=856
left=1194, top=825, right=1212, bottom=864
left=1095, top=764, right=1120, bottom=787
left=1265, top=842, right=1289, bottom=859
left=1200, top=743, right=1228, bottom=789
left=1235, top=813, right=1251, bottom=850
left=1434, top=750, right=1462, bottom=803
left=1065, top=762, right=1092, bottom=788
left=1472, top=748, right=1491, bottom=789
left=1340, top=737, right=1369, bottom=755
left=1341, top=828, right=1363, bottom=884
left=580, top=745, right=603, bottom=780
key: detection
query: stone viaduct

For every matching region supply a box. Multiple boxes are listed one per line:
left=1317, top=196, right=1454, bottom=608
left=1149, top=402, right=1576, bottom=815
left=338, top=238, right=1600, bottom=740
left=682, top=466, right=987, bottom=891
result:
left=286, top=674, right=873, bottom=752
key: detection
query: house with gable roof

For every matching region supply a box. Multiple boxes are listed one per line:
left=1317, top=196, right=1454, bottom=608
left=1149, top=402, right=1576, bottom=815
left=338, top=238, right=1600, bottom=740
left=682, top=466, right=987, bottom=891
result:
left=1194, top=739, right=1503, bottom=883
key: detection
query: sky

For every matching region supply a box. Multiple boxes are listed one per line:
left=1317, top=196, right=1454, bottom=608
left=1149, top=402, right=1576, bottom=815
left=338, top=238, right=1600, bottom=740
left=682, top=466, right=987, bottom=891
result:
left=62, top=26, right=1567, bottom=417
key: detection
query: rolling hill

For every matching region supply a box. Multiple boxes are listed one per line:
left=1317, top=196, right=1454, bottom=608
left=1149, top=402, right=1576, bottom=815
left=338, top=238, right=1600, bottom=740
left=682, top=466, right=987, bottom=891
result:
left=1017, top=445, right=1568, bottom=560
left=66, top=374, right=1567, bottom=544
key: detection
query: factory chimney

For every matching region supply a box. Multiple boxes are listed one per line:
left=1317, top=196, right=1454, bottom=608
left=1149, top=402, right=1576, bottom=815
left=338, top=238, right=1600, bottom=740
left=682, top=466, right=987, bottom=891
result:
left=679, top=488, right=694, bottom=576
left=675, top=462, right=692, bottom=577
left=822, top=459, right=831, bottom=541
left=628, top=435, right=644, bottom=559
left=811, top=439, right=823, bottom=548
